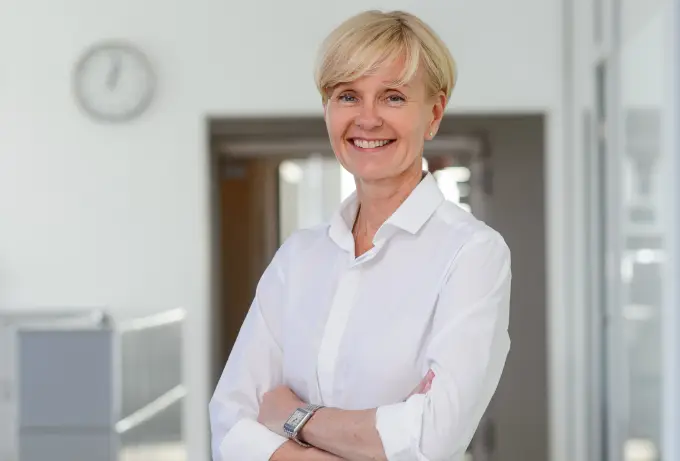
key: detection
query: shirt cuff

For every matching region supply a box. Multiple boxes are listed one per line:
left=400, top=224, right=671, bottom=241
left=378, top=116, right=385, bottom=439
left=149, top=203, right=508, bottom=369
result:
left=218, top=418, right=288, bottom=460
left=375, top=394, right=426, bottom=461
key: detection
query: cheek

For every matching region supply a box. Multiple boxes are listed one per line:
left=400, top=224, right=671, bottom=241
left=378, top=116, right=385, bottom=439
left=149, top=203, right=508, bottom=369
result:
left=389, top=110, right=428, bottom=141
left=396, top=123, right=426, bottom=148
left=325, top=107, right=351, bottom=138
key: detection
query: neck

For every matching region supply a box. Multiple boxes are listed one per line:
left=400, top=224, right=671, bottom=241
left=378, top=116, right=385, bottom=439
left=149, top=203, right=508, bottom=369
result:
left=354, top=165, right=423, bottom=237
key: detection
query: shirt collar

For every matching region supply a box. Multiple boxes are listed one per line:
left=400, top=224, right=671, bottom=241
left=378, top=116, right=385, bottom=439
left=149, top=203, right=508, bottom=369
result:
left=328, top=172, right=444, bottom=251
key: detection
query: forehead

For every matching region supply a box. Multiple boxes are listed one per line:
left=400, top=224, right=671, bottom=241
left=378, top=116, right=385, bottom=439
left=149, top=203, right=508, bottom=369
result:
left=339, top=59, right=426, bottom=91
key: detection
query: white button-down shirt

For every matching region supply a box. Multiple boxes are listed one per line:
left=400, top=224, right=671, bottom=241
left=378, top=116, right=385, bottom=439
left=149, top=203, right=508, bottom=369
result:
left=210, top=173, right=511, bottom=461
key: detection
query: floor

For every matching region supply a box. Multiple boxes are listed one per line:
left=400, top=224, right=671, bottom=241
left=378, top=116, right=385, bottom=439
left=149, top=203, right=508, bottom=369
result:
left=119, top=442, right=186, bottom=461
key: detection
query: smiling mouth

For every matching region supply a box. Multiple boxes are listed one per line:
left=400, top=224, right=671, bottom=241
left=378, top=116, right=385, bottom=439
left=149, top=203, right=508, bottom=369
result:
left=349, top=138, right=396, bottom=150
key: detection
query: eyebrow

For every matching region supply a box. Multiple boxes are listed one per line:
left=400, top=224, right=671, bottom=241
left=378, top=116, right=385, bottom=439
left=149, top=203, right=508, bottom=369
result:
left=386, top=81, right=410, bottom=88
left=333, top=80, right=411, bottom=92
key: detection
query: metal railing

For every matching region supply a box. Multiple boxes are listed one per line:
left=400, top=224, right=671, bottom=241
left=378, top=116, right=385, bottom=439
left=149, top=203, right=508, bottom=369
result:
left=0, top=307, right=186, bottom=461
left=116, top=308, right=186, bottom=461
left=0, top=308, right=109, bottom=461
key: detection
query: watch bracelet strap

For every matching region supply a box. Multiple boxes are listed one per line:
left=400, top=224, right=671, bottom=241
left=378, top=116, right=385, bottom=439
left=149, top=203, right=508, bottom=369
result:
left=304, top=403, right=324, bottom=413
left=286, top=403, right=324, bottom=446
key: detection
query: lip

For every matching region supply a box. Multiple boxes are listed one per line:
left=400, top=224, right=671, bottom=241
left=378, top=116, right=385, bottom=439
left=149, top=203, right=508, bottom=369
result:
left=346, top=138, right=397, bottom=153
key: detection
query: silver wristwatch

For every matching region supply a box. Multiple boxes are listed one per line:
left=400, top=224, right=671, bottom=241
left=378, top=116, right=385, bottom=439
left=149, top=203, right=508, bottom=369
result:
left=283, top=403, right=324, bottom=447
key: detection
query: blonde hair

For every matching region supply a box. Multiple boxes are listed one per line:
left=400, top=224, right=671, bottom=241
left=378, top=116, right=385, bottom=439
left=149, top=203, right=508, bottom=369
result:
left=315, top=10, right=458, bottom=104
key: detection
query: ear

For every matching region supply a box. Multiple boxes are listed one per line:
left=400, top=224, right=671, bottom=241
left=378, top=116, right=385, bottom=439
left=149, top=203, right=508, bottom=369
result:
left=427, top=92, right=447, bottom=139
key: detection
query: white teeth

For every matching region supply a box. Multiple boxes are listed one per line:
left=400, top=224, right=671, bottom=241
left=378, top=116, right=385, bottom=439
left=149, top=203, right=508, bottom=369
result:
left=353, top=139, right=391, bottom=149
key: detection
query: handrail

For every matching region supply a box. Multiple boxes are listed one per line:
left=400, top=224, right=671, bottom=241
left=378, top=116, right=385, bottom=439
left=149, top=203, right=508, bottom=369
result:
left=116, top=384, right=186, bottom=434
left=0, top=308, right=108, bottom=324
left=115, top=307, right=186, bottom=438
left=116, top=307, right=186, bottom=333
left=4, top=306, right=186, bottom=447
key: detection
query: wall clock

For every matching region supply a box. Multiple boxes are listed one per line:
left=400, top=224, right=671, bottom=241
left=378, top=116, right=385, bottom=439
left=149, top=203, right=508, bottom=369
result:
left=73, top=40, right=156, bottom=123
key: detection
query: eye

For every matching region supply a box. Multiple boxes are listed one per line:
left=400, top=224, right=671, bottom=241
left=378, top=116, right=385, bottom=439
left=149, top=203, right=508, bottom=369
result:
left=337, top=93, right=357, bottom=103
left=386, top=93, right=406, bottom=104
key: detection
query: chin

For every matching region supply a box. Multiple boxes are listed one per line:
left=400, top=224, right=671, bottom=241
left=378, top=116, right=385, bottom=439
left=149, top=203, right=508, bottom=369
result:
left=350, top=164, right=401, bottom=182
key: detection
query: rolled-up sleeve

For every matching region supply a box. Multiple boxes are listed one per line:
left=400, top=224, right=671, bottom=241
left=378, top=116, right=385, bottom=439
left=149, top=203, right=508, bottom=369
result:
left=209, top=245, right=291, bottom=460
left=375, top=229, right=512, bottom=461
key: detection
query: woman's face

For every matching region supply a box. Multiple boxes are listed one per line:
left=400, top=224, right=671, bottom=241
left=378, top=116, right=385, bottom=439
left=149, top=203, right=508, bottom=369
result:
left=324, top=58, right=446, bottom=183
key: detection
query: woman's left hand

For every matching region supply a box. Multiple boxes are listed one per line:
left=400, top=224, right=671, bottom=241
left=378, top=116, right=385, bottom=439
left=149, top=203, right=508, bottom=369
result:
left=257, top=385, right=305, bottom=436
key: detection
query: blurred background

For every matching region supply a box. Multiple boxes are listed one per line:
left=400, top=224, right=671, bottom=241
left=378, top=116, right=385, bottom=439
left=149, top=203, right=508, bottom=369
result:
left=0, top=0, right=678, bottom=460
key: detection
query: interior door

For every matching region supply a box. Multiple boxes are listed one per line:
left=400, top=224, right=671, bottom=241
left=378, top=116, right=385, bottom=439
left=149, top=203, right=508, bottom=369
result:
left=213, top=157, right=279, bottom=382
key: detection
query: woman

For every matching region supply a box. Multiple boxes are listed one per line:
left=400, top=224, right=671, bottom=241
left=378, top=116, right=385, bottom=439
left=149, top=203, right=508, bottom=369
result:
left=210, top=9, right=511, bottom=461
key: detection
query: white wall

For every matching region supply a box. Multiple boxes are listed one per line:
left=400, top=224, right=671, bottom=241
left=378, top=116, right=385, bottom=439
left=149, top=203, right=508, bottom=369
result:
left=0, top=1, right=561, bottom=459
left=621, top=1, right=666, bottom=107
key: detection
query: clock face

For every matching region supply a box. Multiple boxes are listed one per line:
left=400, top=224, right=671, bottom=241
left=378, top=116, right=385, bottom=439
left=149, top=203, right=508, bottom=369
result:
left=73, top=41, right=156, bottom=122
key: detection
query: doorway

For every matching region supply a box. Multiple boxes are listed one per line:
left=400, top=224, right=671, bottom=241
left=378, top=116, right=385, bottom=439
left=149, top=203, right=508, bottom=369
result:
left=207, top=115, right=547, bottom=461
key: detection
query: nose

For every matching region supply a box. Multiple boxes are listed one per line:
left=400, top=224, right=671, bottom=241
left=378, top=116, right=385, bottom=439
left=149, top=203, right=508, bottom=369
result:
left=354, top=101, right=383, bottom=130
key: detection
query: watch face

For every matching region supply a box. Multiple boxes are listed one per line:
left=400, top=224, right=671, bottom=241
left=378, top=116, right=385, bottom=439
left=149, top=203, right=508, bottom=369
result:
left=288, top=409, right=306, bottom=427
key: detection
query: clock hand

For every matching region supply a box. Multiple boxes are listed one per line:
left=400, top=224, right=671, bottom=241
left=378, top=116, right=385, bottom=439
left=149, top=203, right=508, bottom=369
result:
left=107, top=54, right=122, bottom=90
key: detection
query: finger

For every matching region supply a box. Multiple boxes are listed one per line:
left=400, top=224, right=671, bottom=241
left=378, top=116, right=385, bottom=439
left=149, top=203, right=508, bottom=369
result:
left=419, top=371, right=434, bottom=388
left=407, top=369, right=436, bottom=399
left=419, top=370, right=435, bottom=393
left=410, top=379, right=431, bottom=397
left=408, top=383, right=422, bottom=398
left=408, top=380, right=426, bottom=397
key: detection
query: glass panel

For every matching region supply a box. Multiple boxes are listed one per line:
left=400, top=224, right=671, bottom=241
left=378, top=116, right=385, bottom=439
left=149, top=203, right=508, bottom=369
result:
left=278, top=155, right=343, bottom=244
left=118, top=310, right=186, bottom=461
left=594, top=0, right=605, bottom=43
left=611, top=1, right=669, bottom=460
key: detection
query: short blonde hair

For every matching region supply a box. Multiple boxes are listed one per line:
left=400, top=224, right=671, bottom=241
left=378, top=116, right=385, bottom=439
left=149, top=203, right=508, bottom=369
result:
left=315, top=10, right=458, bottom=103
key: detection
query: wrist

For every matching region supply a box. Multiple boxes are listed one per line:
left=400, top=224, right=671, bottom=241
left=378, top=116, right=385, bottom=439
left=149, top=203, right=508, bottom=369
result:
left=298, top=406, right=326, bottom=444
left=270, top=441, right=309, bottom=461
left=270, top=441, right=342, bottom=461
left=284, top=403, right=324, bottom=447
